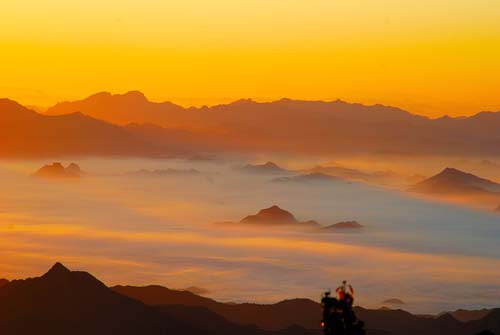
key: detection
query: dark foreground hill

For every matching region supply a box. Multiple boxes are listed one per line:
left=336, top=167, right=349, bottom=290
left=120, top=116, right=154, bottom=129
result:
left=113, top=284, right=500, bottom=335
left=0, top=263, right=271, bottom=335
left=1, top=263, right=499, bottom=335
left=112, top=285, right=321, bottom=331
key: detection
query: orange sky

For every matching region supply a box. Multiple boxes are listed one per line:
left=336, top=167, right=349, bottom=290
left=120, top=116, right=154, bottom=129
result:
left=1, top=0, right=500, bottom=116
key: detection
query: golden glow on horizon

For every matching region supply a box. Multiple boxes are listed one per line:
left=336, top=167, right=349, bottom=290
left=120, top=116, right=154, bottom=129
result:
left=1, top=0, right=500, bottom=116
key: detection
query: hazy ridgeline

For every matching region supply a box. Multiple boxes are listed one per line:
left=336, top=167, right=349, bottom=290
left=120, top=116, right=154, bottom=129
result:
left=0, top=155, right=499, bottom=314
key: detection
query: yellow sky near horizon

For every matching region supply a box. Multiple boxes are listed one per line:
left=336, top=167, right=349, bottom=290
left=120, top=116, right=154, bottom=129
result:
left=1, top=0, right=500, bottom=116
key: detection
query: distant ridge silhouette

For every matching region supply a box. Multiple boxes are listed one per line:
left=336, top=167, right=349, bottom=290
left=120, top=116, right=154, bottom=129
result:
left=33, top=162, right=83, bottom=179
left=4, top=93, right=500, bottom=156
left=272, top=173, right=342, bottom=183
left=42, top=91, right=500, bottom=156
left=322, top=221, right=363, bottom=230
left=239, top=205, right=320, bottom=228
left=238, top=162, right=289, bottom=174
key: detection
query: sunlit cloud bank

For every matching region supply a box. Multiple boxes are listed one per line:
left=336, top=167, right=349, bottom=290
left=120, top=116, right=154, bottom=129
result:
left=0, top=158, right=499, bottom=314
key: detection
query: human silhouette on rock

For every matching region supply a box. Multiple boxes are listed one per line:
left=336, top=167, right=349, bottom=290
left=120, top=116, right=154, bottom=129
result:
left=321, top=281, right=365, bottom=335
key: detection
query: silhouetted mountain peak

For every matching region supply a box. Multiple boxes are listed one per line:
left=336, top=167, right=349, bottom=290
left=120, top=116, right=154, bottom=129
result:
left=0, top=98, right=27, bottom=110
left=441, top=167, right=465, bottom=176
left=122, top=90, right=148, bottom=102
left=411, top=167, right=500, bottom=194
left=228, top=98, right=256, bottom=106
left=0, top=98, right=39, bottom=118
left=435, top=168, right=492, bottom=184
left=260, top=205, right=292, bottom=216
left=33, top=162, right=83, bottom=179
left=88, top=91, right=113, bottom=99
left=323, top=221, right=363, bottom=230
left=241, top=205, right=298, bottom=225
left=238, top=206, right=321, bottom=230
left=262, top=161, right=279, bottom=168
left=43, top=262, right=72, bottom=278
left=239, top=161, right=288, bottom=174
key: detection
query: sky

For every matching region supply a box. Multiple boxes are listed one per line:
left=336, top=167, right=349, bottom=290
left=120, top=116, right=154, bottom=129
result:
left=1, top=0, right=500, bottom=116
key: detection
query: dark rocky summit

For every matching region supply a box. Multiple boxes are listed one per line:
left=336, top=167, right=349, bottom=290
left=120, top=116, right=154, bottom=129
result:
left=240, top=205, right=320, bottom=228
left=322, top=221, right=363, bottom=230
left=239, top=162, right=289, bottom=174
left=411, top=168, right=500, bottom=194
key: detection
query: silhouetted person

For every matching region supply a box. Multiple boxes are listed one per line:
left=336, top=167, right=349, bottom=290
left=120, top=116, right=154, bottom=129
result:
left=321, top=281, right=365, bottom=335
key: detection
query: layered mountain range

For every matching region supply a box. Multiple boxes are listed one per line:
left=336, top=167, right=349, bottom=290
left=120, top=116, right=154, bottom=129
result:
left=2, top=91, right=500, bottom=157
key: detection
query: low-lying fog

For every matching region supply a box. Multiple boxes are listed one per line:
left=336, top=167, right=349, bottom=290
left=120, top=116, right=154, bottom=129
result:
left=0, top=156, right=499, bottom=314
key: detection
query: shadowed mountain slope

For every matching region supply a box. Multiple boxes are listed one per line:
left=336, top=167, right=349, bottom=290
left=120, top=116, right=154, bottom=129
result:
left=0, top=263, right=273, bottom=335
left=111, top=285, right=321, bottom=331
left=112, top=284, right=500, bottom=335
left=0, top=263, right=189, bottom=334
left=0, top=99, right=166, bottom=158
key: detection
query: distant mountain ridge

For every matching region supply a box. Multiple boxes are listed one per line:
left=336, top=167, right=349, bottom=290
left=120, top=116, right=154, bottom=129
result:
left=47, top=91, right=185, bottom=126
left=43, top=91, right=500, bottom=156
left=4, top=93, right=500, bottom=156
